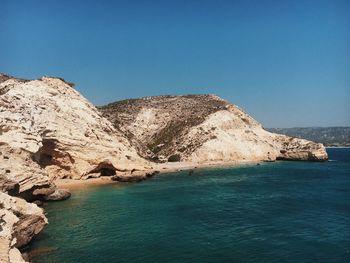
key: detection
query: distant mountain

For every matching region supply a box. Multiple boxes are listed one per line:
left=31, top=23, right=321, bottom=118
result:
left=266, top=127, right=350, bottom=147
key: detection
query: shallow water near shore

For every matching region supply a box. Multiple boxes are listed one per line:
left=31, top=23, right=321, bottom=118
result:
left=29, top=148, right=350, bottom=263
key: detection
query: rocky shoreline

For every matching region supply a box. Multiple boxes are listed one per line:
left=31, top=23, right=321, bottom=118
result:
left=0, top=73, right=327, bottom=262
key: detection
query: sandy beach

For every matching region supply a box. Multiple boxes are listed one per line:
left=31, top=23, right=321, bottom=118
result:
left=55, top=177, right=118, bottom=191
left=54, top=160, right=259, bottom=191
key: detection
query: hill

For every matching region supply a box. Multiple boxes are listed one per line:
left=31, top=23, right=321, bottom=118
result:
left=267, top=127, right=350, bottom=147
left=99, top=95, right=328, bottom=163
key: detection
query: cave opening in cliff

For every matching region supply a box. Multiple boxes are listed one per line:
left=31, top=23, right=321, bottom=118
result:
left=100, top=168, right=116, bottom=176
left=88, top=161, right=117, bottom=177
left=32, top=139, right=57, bottom=168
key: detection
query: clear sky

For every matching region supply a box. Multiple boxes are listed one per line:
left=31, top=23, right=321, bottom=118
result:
left=1, top=0, right=349, bottom=128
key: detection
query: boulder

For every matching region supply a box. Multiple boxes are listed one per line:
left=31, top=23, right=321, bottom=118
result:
left=43, top=189, right=71, bottom=201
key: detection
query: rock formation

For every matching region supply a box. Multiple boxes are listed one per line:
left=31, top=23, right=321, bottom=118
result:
left=0, top=143, right=63, bottom=201
left=0, top=74, right=151, bottom=180
left=0, top=192, right=47, bottom=263
left=0, top=73, right=149, bottom=262
left=99, top=95, right=328, bottom=163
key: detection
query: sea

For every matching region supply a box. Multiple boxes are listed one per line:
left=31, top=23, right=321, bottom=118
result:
left=29, top=148, right=350, bottom=263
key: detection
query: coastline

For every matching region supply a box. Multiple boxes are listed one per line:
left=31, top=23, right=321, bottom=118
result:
left=54, top=160, right=260, bottom=191
left=30, top=156, right=331, bottom=261
left=157, top=159, right=259, bottom=173
left=326, top=146, right=350, bottom=148
left=29, top=148, right=350, bottom=263
left=55, top=177, right=117, bottom=191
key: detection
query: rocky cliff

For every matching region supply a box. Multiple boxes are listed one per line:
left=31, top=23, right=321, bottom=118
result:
left=0, top=74, right=151, bottom=181
left=100, top=95, right=328, bottom=163
left=0, top=192, right=47, bottom=263
left=0, top=73, right=151, bottom=262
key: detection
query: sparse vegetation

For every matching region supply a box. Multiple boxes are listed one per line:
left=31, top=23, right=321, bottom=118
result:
left=99, top=94, right=230, bottom=161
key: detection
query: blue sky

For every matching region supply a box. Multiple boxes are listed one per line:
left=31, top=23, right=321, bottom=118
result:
left=1, top=0, right=349, bottom=127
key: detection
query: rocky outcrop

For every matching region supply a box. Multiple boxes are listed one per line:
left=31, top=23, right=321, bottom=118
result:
left=111, top=170, right=159, bottom=182
left=0, top=73, right=153, bottom=262
left=275, top=136, right=328, bottom=161
left=0, top=192, right=47, bottom=263
left=100, top=95, right=328, bottom=163
left=0, top=74, right=151, bottom=180
left=0, top=143, right=58, bottom=201
left=42, top=188, right=71, bottom=201
left=0, top=176, right=19, bottom=196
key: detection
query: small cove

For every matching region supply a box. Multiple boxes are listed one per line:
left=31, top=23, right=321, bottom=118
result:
left=29, top=148, right=350, bottom=263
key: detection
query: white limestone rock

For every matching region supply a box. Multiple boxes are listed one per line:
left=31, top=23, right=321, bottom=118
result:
left=99, top=94, right=328, bottom=163
left=0, top=75, right=151, bottom=180
left=0, top=192, right=47, bottom=263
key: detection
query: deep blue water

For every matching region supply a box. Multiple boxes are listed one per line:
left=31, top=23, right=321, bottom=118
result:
left=30, top=148, right=350, bottom=263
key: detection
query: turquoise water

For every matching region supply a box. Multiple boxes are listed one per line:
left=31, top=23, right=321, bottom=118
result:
left=30, top=149, right=350, bottom=263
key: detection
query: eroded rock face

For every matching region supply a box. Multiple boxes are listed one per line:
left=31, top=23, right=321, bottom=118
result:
left=0, top=73, right=154, bottom=261
left=0, top=74, right=151, bottom=180
left=0, top=143, right=57, bottom=201
left=111, top=170, right=159, bottom=182
left=0, top=192, right=47, bottom=263
left=275, top=136, right=328, bottom=161
left=0, top=176, right=19, bottom=196
left=100, top=95, right=328, bottom=163
left=13, top=214, right=46, bottom=248
left=99, top=95, right=231, bottom=161
left=43, top=188, right=71, bottom=201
